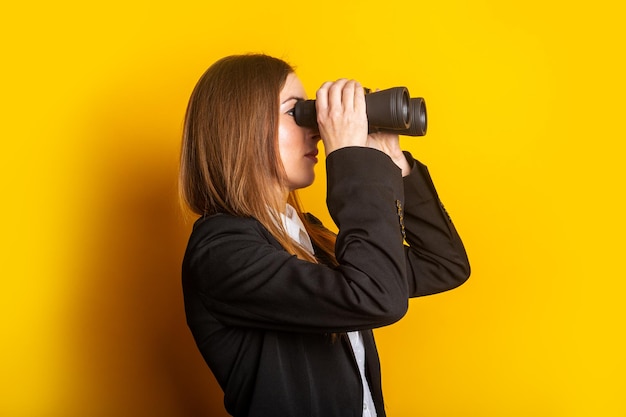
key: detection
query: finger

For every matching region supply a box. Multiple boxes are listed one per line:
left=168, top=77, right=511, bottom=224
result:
left=315, top=81, right=333, bottom=113
left=353, top=81, right=366, bottom=113
left=327, top=78, right=348, bottom=115
left=340, top=80, right=356, bottom=113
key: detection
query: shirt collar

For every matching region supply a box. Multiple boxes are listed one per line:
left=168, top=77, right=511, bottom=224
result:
left=280, top=203, right=315, bottom=255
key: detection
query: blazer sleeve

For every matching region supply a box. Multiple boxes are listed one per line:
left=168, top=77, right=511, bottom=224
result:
left=182, top=147, right=410, bottom=334
left=401, top=151, right=471, bottom=297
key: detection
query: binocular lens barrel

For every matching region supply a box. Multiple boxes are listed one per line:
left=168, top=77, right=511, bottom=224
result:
left=365, top=87, right=411, bottom=130
left=405, top=98, right=427, bottom=137
left=294, top=86, right=427, bottom=137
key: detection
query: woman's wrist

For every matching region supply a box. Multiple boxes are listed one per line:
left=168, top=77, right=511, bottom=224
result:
left=390, top=152, right=411, bottom=176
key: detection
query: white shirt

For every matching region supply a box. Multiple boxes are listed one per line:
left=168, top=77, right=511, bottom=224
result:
left=280, top=204, right=315, bottom=255
left=281, top=204, right=378, bottom=417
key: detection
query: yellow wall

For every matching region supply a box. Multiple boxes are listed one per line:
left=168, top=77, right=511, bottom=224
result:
left=2, top=1, right=624, bottom=416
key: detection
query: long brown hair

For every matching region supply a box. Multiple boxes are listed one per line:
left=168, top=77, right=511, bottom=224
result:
left=179, top=54, right=336, bottom=264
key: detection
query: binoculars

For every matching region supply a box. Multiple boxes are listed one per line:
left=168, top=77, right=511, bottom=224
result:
left=294, top=87, right=427, bottom=136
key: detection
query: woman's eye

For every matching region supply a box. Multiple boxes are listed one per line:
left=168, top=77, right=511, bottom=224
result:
left=286, top=108, right=295, bottom=117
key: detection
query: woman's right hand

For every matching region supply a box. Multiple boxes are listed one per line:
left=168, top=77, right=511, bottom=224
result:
left=315, top=79, right=369, bottom=155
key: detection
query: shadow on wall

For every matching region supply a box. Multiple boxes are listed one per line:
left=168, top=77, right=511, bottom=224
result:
left=66, top=68, right=231, bottom=417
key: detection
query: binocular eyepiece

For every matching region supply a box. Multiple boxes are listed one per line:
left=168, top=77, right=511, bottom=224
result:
left=294, top=87, right=427, bottom=136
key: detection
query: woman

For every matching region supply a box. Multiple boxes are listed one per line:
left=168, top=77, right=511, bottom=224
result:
left=180, top=54, right=470, bottom=417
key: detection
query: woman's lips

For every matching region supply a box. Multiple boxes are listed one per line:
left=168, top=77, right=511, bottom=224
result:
left=305, top=149, right=318, bottom=163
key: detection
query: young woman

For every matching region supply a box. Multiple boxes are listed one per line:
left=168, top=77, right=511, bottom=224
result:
left=179, top=54, right=470, bottom=417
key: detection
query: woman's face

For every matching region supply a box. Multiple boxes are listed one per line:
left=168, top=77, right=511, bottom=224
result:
left=278, top=73, right=320, bottom=191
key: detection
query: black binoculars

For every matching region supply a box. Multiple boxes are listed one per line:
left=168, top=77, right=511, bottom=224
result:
left=294, top=87, right=427, bottom=136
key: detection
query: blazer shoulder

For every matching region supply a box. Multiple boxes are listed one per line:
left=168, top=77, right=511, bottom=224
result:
left=193, top=212, right=258, bottom=229
left=188, top=214, right=270, bottom=248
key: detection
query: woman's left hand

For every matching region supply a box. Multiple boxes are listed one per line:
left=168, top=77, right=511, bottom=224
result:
left=366, top=131, right=411, bottom=176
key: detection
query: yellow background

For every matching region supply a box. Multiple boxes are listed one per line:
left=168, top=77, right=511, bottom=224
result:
left=2, top=0, right=625, bottom=416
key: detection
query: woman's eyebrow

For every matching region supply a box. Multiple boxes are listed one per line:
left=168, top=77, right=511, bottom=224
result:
left=281, top=96, right=305, bottom=105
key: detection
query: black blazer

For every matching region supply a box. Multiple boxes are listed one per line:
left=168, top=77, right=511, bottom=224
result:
left=182, top=147, right=470, bottom=417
